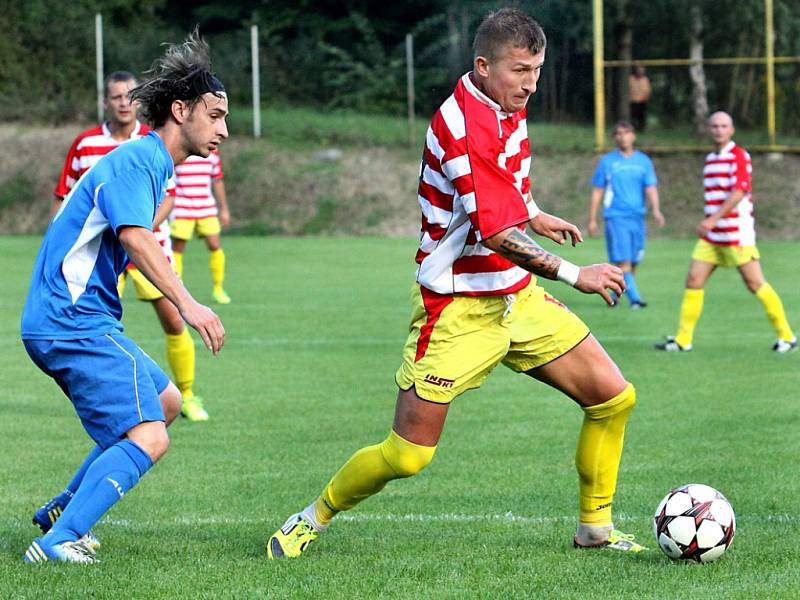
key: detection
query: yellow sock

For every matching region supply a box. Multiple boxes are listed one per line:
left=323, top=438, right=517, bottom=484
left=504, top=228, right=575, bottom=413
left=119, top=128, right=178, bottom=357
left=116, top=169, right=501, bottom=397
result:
left=173, top=252, right=184, bottom=280
left=315, top=430, right=436, bottom=526
left=576, top=384, right=636, bottom=526
left=209, top=248, right=225, bottom=289
left=117, top=273, right=127, bottom=298
left=165, top=329, right=195, bottom=399
left=675, top=288, right=704, bottom=348
left=755, top=282, right=795, bottom=341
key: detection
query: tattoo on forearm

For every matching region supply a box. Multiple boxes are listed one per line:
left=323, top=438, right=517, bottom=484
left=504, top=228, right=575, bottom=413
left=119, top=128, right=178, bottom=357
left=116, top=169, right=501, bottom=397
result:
left=496, top=228, right=561, bottom=279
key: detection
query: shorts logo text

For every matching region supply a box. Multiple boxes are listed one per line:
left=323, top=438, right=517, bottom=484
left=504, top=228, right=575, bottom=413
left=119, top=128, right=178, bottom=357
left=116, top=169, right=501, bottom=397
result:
left=424, top=374, right=455, bottom=388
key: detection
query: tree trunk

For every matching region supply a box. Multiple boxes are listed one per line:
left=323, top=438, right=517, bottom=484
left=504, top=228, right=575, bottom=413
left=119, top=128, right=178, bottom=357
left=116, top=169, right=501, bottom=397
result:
left=688, top=5, right=709, bottom=136
left=446, top=3, right=462, bottom=85
left=616, top=15, right=633, bottom=122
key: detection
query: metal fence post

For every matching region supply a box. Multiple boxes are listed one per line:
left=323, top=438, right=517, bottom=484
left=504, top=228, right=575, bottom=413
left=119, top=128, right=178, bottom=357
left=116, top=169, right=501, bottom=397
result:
left=251, top=24, right=261, bottom=138
left=96, top=13, right=104, bottom=122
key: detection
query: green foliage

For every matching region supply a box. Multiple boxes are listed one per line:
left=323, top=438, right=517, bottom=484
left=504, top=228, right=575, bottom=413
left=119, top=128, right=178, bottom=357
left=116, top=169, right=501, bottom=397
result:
left=2, top=1, right=800, bottom=130
left=1, top=236, right=800, bottom=597
left=0, top=172, right=34, bottom=211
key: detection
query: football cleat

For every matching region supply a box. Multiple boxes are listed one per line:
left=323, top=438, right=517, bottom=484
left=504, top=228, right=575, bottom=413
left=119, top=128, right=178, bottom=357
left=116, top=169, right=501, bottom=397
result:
left=181, top=396, right=210, bottom=422
left=630, top=301, right=648, bottom=310
left=773, top=337, right=798, bottom=353
left=24, top=537, right=97, bottom=564
left=33, top=496, right=101, bottom=549
left=574, top=529, right=647, bottom=553
left=32, top=497, right=65, bottom=533
left=266, top=513, right=320, bottom=559
left=654, top=336, right=692, bottom=352
left=212, top=287, right=231, bottom=305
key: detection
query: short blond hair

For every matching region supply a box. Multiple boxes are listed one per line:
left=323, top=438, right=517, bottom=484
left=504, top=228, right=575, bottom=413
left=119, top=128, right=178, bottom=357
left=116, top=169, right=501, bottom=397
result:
left=473, top=8, right=546, bottom=62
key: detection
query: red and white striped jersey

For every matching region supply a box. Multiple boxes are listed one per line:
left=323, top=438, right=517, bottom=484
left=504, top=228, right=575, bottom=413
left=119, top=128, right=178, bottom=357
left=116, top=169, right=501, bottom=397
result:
left=702, top=141, right=755, bottom=246
left=54, top=121, right=174, bottom=262
left=415, top=73, right=538, bottom=296
left=172, top=151, right=224, bottom=220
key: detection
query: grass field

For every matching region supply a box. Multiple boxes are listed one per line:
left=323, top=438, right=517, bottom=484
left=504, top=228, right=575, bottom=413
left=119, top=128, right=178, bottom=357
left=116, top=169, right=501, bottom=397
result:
left=1, top=235, right=798, bottom=599
left=227, top=106, right=800, bottom=152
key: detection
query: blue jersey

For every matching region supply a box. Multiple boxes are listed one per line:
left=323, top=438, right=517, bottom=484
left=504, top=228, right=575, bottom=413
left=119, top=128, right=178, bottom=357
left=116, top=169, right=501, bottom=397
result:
left=22, top=131, right=173, bottom=339
left=591, top=149, right=657, bottom=219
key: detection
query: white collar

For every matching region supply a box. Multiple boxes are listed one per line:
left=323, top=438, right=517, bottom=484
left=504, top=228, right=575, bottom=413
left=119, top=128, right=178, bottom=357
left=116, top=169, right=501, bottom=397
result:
left=461, top=73, right=514, bottom=118
left=714, top=140, right=736, bottom=156
left=102, top=120, right=142, bottom=140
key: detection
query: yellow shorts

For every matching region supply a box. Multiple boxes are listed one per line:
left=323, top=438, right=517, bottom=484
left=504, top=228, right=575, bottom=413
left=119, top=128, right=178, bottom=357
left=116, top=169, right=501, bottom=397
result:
left=691, top=239, right=760, bottom=267
left=125, top=267, right=163, bottom=301
left=170, top=217, right=221, bottom=240
left=395, top=280, right=590, bottom=403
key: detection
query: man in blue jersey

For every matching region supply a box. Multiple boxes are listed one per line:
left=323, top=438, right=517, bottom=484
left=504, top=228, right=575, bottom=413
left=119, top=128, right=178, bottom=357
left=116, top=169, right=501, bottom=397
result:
left=21, top=32, right=228, bottom=564
left=588, top=121, right=664, bottom=308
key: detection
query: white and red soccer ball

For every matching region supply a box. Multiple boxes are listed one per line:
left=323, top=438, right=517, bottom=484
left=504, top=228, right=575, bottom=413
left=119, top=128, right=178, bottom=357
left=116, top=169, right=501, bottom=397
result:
left=653, top=483, right=736, bottom=563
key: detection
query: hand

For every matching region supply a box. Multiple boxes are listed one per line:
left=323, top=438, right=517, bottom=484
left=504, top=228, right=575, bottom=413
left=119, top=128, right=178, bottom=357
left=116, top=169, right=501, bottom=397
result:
left=574, top=263, right=625, bottom=306
left=531, top=212, right=583, bottom=246
left=218, top=206, right=230, bottom=229
left=588, top=219, right=599, bottom=237
left=653, top=209, right=666, bottom=228
left=696, top=217, right=716, bottom=237
left=180, top=300, right=225, bottom=355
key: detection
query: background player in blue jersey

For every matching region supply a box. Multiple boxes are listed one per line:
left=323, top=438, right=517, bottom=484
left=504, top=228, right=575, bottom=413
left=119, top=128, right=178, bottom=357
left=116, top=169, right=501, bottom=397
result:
left=588, top=121, right=664, bottom=308
left=20, top=32, right=228, bottom=564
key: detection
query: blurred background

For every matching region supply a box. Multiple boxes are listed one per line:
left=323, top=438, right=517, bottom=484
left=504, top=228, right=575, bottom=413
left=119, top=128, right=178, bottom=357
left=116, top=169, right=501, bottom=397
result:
left=1, top=0, right=799, bottom=237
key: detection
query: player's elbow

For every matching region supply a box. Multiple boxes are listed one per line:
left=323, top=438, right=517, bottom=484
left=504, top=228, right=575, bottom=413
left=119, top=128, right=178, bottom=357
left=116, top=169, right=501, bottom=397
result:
left=481, top=228, right=511, bottom=253
left=118, top=226, right=149, bottom=252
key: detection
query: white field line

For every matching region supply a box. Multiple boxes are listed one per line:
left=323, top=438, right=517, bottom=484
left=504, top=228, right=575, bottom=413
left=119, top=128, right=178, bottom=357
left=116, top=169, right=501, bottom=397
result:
left=6, top=511, right=794, bottom=531
left=88, top=511, right=800, bottom=528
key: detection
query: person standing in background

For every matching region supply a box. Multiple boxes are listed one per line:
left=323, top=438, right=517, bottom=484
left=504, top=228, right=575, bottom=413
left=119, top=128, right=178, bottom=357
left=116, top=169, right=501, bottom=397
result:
left=629, top=65, right=651, bottom=132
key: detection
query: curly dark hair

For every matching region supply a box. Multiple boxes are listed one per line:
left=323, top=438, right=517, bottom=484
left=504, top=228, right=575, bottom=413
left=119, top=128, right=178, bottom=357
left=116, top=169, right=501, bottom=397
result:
left=130, top=29, right=225, bottom=128
left=473, top=8, right=546, bottom=62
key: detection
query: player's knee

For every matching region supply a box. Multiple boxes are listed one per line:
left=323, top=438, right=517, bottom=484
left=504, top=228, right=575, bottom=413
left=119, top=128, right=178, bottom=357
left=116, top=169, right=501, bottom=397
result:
left=584, top=382, right=636, bottom=420
left=381, top=430, right=437, bottom=478
left=148, top=432, right=170, bottom=462
left=127, top=423, right=170, bottom=463
left=160, top=383, right=183, bottom=425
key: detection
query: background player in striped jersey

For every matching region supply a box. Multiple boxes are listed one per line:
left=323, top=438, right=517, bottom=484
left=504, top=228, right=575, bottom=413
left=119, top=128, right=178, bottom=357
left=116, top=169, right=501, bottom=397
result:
left=267, top=8, right=644, bottom=559
left=22, top=32, right=226, bottom=563
left=32, top=69, right=214, bottom=551
left=170, top=149, right=232, bottom=305
left=656, top=111, right=796, bottom=353
left=588, top=121, right=664, bottom=309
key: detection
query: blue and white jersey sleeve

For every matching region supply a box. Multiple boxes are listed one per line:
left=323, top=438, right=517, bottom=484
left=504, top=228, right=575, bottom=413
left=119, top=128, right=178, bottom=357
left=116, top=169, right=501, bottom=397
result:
left=96, top=168, right=159, bottom=235
left=591, top=157, right=609, bottom=188
left=643, top=155, right=658, bottom=187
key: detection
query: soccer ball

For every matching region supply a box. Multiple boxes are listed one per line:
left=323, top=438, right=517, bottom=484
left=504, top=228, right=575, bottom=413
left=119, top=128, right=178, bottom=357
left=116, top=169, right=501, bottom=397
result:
left=653, top=483, right=736, bottom=563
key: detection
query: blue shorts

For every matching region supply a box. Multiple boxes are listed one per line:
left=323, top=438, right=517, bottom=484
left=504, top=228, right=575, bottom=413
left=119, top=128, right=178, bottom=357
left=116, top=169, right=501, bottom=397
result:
left=23, top=334, right=169, bottom=449
left=605, top=217, right=646, bottom=264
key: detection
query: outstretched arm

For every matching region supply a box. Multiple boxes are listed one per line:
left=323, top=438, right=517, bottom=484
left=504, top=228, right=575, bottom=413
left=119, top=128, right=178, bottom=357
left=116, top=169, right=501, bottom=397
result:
left=482, top=226, right=624, bottom=306
left=646, top=185, right=665, bottom=227
left=118, top=226, right=225, bottom=354
left=588, top=187, right=604, bottom=236
left=212, top=180, right=230, bottom=228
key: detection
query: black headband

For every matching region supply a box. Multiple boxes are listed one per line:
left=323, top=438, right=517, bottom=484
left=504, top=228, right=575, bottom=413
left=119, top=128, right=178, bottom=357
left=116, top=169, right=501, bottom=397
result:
left=187, top=70, right=226, bottom=97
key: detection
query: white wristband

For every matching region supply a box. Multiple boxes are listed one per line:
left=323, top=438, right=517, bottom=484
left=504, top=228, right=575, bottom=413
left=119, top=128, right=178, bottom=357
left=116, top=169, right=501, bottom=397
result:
left=526, top=199, right=541, bottom=220
left=556, top=260, right=580, bottom=287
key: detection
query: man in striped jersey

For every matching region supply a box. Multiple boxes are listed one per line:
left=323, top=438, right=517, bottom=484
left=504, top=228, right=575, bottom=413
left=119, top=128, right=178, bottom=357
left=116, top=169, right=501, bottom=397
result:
left=170, top=149, right=232, bottom=305
left=268, top=8, right=644, bottom=559
left=48, top=71, right=210, bottom=424
left=22, top=33, right=227, bottom=563
left=656, top=111, right=796, bottom=353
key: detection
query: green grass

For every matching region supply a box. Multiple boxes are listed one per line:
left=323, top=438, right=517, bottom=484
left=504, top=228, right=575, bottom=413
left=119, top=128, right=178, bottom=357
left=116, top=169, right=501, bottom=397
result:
left=1, top=236, right=798, bottom=598
left=227, top=105, right=800, bottom=153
